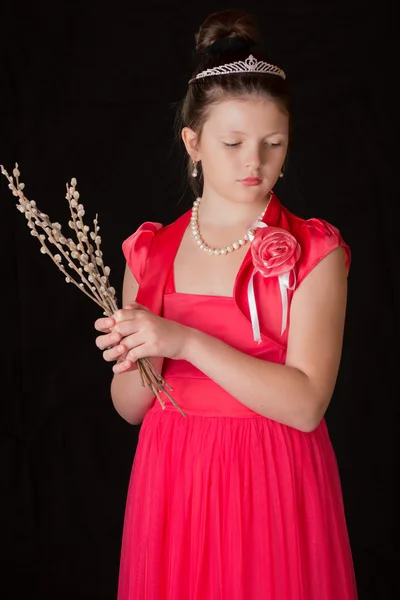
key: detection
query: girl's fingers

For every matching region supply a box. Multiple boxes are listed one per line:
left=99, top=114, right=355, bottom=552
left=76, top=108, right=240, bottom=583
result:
left=112, top=359, right=136, bottom=374
left=110, top=336, right=148, bottom=372
left=110, top=330, right=145, bottom=354
left=94, top=317, right=115, bottom=332
left=112, top=307, right=140, bottom=323
left=112, top=320, right=140, bottom=338
left=102, top=343, right=127, bottom=362
left=123, top=301, right=148, bottom=311
left=95, top=305, right=146, bottom=333
left=95, top=330, right=122, bottom=350
left=95, top=318, right=140, bottom=351
left=102, top=330, right=145, bottom=362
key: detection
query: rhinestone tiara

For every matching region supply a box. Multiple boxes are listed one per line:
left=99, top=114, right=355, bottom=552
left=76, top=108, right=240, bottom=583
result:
left=189, top=55, right=286, bottom=84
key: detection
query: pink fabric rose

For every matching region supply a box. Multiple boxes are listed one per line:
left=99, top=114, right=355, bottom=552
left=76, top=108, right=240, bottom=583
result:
left=251, top=226, right=301, bottom=278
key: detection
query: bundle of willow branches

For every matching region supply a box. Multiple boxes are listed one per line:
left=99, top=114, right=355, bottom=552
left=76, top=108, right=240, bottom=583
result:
left=1, top=163, right=185, bottom=416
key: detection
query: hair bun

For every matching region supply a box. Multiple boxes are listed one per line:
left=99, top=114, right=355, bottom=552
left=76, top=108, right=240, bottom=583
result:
left=195, top=10, right=259, bottom=55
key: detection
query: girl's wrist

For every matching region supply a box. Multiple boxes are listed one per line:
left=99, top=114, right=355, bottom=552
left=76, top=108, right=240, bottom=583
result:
left=180, top=325, right=201, bottom=363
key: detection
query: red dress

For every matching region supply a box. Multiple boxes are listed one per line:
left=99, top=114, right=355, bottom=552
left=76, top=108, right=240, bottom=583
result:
left=117, top=193, right=358, bottom=600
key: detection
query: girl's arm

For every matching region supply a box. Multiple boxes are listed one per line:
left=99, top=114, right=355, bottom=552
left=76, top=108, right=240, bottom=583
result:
left=181, top=247, right=348, bottom=432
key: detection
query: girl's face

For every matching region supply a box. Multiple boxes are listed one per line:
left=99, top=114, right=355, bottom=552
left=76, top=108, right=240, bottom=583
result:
left=187, top=96, right=289, bottom=205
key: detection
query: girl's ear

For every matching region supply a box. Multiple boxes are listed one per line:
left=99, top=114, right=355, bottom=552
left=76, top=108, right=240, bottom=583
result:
left=181, top=127, right=200, bottom=161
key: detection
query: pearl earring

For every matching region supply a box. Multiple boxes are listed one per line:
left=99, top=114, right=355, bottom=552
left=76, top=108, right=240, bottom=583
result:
left=192, top=160, right=198, bottom=178
left=280, top=171, right=284, bottom=178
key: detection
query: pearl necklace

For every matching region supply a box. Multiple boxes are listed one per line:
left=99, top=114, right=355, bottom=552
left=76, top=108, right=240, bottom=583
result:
left=190, top=193, right=271, bottom=256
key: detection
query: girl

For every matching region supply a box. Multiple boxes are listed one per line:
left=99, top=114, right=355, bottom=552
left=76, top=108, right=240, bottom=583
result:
left=95, top=9, right=358, bottom=600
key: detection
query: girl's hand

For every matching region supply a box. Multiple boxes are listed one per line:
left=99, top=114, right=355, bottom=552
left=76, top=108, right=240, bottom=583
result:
left=94, top=302, right=191, bottom=374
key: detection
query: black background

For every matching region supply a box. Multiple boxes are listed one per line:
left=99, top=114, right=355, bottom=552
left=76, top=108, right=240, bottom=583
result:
left=0, top=1, right=397, bottom=599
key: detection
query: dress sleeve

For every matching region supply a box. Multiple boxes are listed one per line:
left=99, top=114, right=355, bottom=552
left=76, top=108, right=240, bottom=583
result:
left=296, top=218, right=351, bottom=287
left=122, top=221, right=163, bottom=283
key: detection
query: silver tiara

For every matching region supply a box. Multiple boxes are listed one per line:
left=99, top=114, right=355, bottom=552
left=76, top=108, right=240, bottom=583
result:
left=189, top=55, right=286, bottom=84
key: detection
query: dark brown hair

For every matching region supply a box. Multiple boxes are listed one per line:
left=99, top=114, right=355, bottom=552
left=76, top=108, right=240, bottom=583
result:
left=177, top=10, right=290, bottom=197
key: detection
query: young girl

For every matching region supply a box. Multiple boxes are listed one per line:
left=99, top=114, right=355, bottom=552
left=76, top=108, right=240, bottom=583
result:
left=94, top=9, right=358, bottom=600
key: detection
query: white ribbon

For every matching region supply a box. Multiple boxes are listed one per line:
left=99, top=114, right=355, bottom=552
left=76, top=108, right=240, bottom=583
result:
left=247, top=269, right=295, bottom=342
left=248, top=268, right=261, bottom=343
left=278, top=270, right=296, bottom=335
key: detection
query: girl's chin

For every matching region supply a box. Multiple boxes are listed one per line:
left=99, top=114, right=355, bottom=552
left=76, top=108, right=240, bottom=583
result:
left=235, top=185, right=270, bottom=199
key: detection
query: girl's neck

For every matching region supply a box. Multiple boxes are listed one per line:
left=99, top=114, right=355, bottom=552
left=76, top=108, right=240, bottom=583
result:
left=197, top=190, right=270, bottom=229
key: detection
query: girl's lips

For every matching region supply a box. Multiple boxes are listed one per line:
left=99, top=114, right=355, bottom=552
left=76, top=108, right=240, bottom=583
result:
left=240, top=178, right=262, bottom=186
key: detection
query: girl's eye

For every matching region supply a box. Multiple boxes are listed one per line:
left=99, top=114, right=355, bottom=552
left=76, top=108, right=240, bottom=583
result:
left=223, top=141, right=282, bottom=148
